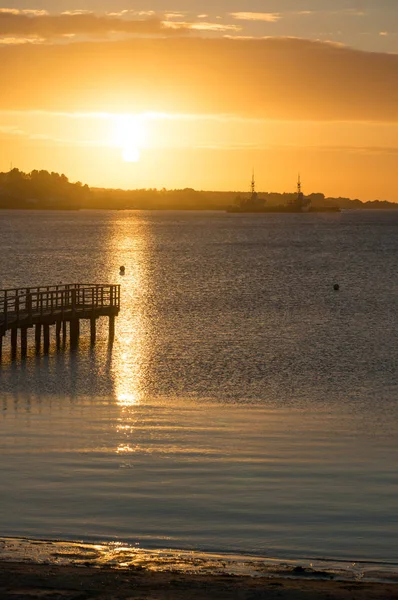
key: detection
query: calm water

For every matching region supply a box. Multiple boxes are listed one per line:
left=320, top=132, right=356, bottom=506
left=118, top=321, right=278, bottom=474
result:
left=0, top=210, right=398, bottom=566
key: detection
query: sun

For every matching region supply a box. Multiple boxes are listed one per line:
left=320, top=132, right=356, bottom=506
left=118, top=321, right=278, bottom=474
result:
left=122, top=146, right=141, bottom=163
left=113, top=114, right=147, bottom=163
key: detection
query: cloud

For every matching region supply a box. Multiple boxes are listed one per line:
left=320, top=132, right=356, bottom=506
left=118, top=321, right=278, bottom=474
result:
left=0, top=124, right=26, bottom=135
left=130, top=11, right=156, bottom=17
left=230, top=12, right=281, bottom=22
left=0, top=36, right=44, bottom=44
left=0, top=124, right=105, bottom=147
left=296, top=9, right=366, bottom=17
left=0, top=37, right=397, bottom=122
left=230, top=8, right=365, bottom=21
left=164, top=12, right=186, bottom=20
left=164, top=21, right=240, bottom=32
left=0, top=8, right=48, bottom=16
left=291, top=145, right=398, bottom=156
left=0, top=10, right=187, bottom=39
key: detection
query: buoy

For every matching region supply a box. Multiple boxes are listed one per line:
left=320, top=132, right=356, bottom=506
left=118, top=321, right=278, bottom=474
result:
left=333, top=283, right=339, bottom=291
left=119, top=266, right=125, bottom=274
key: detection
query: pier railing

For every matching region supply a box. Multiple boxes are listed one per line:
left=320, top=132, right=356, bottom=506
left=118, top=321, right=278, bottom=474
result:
left=0, top=284, right=120, bottom=329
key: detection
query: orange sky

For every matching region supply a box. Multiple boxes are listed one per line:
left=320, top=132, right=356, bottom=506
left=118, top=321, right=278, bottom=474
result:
left=1, top=7, right=398, bottom=200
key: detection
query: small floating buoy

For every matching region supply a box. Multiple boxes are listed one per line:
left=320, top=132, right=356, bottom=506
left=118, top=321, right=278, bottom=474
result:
left=333, top=283, right=339, bottom=291
left=119, top=265, right=125, bottom=275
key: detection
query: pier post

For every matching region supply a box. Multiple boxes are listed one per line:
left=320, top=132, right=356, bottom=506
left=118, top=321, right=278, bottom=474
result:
left=35, top=324, right=41, bottom=354
left=43, top=324, right=50, bottom=354
left=21, top=327, right=28, bottom=359
left=70, top=320, right=76, bottom=348
left=56, top=320, right=61, bottom=348
left=110, top=285, right=114, bottom=308
left=71, top=288, right=77, bottom=312
left=11, top=327, right=18, bottom=360
left=70, top=319, right=80, bottom=348
left=109, top=315, right=115, bottom=345
left=62, top=320, right=67, bottom=345
left=90, top=317, right=96, bottom=345
left=0, top=335, right=2, bottom=362
left=26, top=292, right=33, bottom=325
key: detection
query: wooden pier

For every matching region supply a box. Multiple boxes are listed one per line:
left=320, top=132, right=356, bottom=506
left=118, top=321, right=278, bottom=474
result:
left=0, top=283, right=120, bottom=360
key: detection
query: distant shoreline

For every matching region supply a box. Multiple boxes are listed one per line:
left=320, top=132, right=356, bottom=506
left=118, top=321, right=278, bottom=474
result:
left=2, top=170, right=397, bottom=211
left=1, top=206, right=398, bottom=212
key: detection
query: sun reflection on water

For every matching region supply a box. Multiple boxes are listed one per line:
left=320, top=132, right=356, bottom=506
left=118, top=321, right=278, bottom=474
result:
left=107, top=214, right=150, bottom=409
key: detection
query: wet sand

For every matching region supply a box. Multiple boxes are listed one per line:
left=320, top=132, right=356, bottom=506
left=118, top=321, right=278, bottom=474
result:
left=0, top=561, right=397, bottom=600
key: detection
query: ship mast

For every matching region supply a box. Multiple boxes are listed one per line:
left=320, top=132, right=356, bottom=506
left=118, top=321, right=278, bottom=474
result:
left=251, top=169, right=256, bottom=196
left=297, top=173, right=304, bottom=205
left=295, top=173, right=310, bottom=210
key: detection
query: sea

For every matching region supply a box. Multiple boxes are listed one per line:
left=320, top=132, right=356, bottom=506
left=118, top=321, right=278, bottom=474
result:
left=0, top=209, right=397, bottom=580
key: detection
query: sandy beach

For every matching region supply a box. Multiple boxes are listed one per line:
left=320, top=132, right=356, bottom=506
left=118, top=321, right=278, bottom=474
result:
left=0, top=561, right=397, bottom=600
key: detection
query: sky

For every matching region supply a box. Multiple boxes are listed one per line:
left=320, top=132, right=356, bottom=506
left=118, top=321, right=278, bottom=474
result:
left=0, top=0, right=398, bottom=199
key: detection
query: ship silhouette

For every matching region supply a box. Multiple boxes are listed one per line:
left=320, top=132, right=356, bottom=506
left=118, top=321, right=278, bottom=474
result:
left=227, top=173, right=339, bottom=213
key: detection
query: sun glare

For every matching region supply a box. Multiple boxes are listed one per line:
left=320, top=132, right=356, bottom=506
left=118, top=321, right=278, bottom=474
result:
left=122, top=147, right=141, bottom=163
left=113, top=114, right=147, bottom=163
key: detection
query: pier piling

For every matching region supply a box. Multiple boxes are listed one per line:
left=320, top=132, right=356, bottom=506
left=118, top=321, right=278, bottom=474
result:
left=43, top=324, right=50, bottom=354
left=35, top=324, right=41, bottom=354
left=108, top=315, right=115, bottom=345
left=11, top=327, right=17, bottom=360
left=21, top=327, right=28, bottom=358
left=90, top=317, right=96, bottom=345
left=56, top=320, right=62, bottom=348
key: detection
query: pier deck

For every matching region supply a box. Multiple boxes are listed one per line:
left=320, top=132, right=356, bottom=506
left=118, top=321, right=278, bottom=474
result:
left=0, top=283, right=120, bottom=359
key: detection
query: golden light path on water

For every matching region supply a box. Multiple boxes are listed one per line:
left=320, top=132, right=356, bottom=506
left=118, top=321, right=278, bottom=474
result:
left=107, top=214, right=149, bottom=424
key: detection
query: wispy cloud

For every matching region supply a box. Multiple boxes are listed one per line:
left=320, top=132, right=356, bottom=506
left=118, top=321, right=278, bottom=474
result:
left=0, top=110, right=268, bottom=124
left=164, top=12, right=186, bottom=20
left=296, top=9, right=366, bottom=17
left=164, top=21, right=241, bottom=32
left=0, top=124, right=26, bottom=135
left=230, top=8, right=366, bottom=23
left=298, top=145, right=398, bottom=156
left=0, top=10, right=188, bottom=39
left=0, top=8, right=48, bottom=16
left=0, top=36, right=44, bottom=44
left=230, top=12, right=281, bottom=23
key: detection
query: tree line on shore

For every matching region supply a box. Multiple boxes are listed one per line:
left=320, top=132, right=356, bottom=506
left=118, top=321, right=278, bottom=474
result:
left=0, top=168, right=396, bottom=210
left=0, top=169, right=90, bottom=209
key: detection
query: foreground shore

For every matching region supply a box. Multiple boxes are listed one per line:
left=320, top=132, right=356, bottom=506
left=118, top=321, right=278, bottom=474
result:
left=0, top=561, right=397, bottom=600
